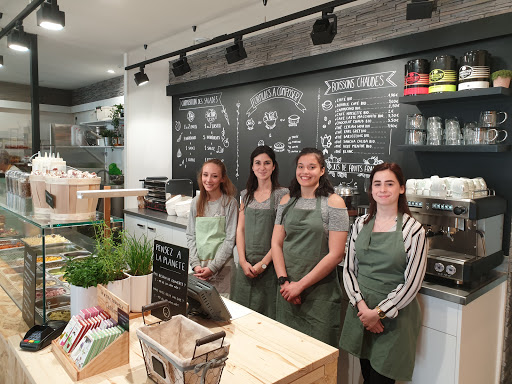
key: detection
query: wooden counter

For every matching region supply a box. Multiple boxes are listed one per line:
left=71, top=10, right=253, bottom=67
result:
left=7, top=303, right=338, bottom=384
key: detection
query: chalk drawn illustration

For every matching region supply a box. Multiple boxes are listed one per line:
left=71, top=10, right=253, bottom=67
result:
left=288, top=115, right=300, bottom=127
left=221, top=105, right=230, bottom=125
left=322, top=100, right=333, bottom=111
left=217, top=146, right=225, bottom=154
left=177, top=132, right=182, bottom=142
left=320, top=134, right=332, bottom=155
left=274, top=142, right=285, bottom=152
left=236, top=101, right=240, bottom=178
left=363, top=156, right=384, bottom=166
left=187, top=111, right=195, bottom=122
left=177, top=148, right=182, bottom=158
left=263, top=111, right=278, bottom=130
left=174, top=121, right=181, bottom=131
left=205, top=109, right=217, bottom=123
left=246, top=118, right=255, bottom=130
left=221, top=127, right=229, bottom=148
left=258, top=140, right=265, bottom=146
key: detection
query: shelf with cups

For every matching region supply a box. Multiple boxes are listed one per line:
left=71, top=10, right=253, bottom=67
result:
left=399, top=87, right=512, bottom=105
left=397, top=144, right=511, bottom=152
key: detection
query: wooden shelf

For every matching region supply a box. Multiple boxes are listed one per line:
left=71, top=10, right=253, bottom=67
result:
left=399, top=87, right=512, bottom=105
left=397, top=144, right=511, bottom=152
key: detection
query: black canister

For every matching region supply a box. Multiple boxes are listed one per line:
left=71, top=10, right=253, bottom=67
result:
left=429, top=55, right=457, bottom=93
left=458, top=50, right=490, bottom=90
left=404, top=59, right=430, bottom=96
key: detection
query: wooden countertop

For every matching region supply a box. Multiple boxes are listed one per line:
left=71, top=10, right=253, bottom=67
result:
left=7, top=303, right=338, bottom=384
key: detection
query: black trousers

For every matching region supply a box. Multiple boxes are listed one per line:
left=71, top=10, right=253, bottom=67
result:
left=360, top=359, right=395, bottom=384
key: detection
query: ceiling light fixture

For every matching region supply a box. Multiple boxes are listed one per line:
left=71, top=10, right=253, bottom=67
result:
left=107, top=69, right=115, bottom=74
left=37, top=0, right=65, bottom=30
left=406, top=0, right=435, bottom=20
left=310, top=7, right=337, bottom=45
left=0, top=56, right=3, bottom=68
left=134, top=66, right=149, bottom=86
left=225, top=36, right=247, bottom=64
left=7, top=21, right=30, bottom=52
left=172, top=54, right=191, bottom=77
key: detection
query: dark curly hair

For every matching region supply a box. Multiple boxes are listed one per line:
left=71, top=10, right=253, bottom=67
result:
left=243, top=145, right=281, bottom=208
left=289, top=148, right=334, bottom=198
left=364, top=162, right=411, bottom=224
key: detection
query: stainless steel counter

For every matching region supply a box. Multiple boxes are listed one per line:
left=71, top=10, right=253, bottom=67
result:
left=125, top=208, right=508, bottom=306
left=124, top=208, right=188, bottom=229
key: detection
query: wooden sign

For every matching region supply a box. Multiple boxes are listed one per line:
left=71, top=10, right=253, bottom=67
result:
left=151, top=240, right=189, bottom=320
left=97, top=284, right=129, bottom=330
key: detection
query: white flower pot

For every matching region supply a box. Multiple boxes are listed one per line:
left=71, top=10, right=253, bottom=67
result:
left=106, top=273, right=131, bottom=308
left=70, top=285, right=98, bottom=317
left=129, top=273, right=153, bottom=312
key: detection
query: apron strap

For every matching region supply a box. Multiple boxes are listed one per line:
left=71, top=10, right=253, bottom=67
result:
left=279, top=196, right=297, bottom=224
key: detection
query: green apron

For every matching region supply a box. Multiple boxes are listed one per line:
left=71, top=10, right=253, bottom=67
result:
left=276, top=197, right=342, bottom=347
left=195, top=197, right=233, bottom=296
left=231, top=192, right=277, bottom=319
left=339, top=215, right=421, bottom=381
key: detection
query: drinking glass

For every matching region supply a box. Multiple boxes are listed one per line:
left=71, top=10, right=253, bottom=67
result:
left=445, top=118, right=462, bottom=145
left=463, top=122, right=477, bottom=145
left=426, top=116, right=443, bottom=145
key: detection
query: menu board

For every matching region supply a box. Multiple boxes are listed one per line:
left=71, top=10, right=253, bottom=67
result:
left=172, top=59, right=404, bottom=191
left=151, top=240, right=189, bottom=319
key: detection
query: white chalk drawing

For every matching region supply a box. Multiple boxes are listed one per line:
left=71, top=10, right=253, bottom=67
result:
left=324, top=71, right=397, bottom=95
left=320, top=134, right=332, bottom=155
left=246, top=85, right=306, bottom=117
left=177, top=148, right=182, bottom=158
left=236, top=101, right=240, bottom=178
left=258, top=140, right=265, bottom=146
left=274, top=142, right=285, bottom=152
left=179, top=92, right=223, bottom=110
left=323, top=124, right=327, bottom=129
left=263, top=111, right=278, bottom=130
left=217, top=146, right=225, bottom=154
left=221, top=128, right=229, bottom=148
left=174, top=121, right=181, bottom=131
left=221, top=105, right=230, bottom=125
left=177, top=132, right=182, bottom=142
left=205, top=109, right=217, bottom=123
left=288, top=115, right=300, bottom=127
left=322, top=100, right=333, bottom=111
left=187, top=111, right=195, bottom=122
left=363, top=156, right=384, bottom=166
left=246, top=118, right=255, bottom=130
left=179, top=159, right=185, bottom=167
left=316, top=89, right=321, bottom=148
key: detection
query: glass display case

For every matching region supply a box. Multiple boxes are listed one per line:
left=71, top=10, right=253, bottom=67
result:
left=0, top=194, right=122, bottom=327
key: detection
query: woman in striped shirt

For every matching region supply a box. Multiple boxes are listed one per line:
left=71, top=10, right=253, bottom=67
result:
left=340, top=162, right=427, bottom=384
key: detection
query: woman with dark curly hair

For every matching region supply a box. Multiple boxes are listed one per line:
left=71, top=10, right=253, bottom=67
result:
left=230, top=145, right=288, bottom=319
left=271, top=147, right=349, bottom=347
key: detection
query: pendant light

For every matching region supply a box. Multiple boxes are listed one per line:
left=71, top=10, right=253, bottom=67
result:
left=7, top=21, right=30, bottom=52
left=37, top=0, right=65, bottom=31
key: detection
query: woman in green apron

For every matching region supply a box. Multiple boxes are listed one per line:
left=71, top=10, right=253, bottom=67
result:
left=230, top=146, right=288, bottom=319
left=186, top=159, right=238, bottom=297
left=340, top=163, right=427, bottom=383
left=271, top=148, right=349, bottom=347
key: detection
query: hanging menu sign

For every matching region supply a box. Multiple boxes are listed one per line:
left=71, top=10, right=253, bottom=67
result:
left=172, top=58, right=404, bottom=191
left=151, top=240, right=189, bottom=320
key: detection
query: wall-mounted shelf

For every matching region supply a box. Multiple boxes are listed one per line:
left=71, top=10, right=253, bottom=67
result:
left=397, top=144, right=511, bottom=152
left=399, top=87, right=512, bottom=105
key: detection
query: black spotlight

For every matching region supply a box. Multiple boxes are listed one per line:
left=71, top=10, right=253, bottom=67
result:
left=37, top=0, right=65, bottom=30
left=310, top=8, right=337, bottom=45
left=406, top=0, right=435, bottom=20
left=225, top=37, right=247, bottom=64
left=7, top=22, right=30, bottom=52
left=134, top=67, right=149, bottom=86
left=172, top=54, right=191, bottom=77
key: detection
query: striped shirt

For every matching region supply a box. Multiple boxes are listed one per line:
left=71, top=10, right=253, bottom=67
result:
left=343, top=213, right=427, bottom=319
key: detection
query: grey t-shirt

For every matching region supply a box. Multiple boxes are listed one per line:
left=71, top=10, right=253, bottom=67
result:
left=240, top=187, right=289, bottom=211
left=186, top=194, right=238, bottom=273
left=275, top=195, right=349, bottom=237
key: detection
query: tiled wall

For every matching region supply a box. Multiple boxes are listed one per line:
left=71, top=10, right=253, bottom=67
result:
left=165, top=1, right=512, bottom=382
left=71, top=76, right=123, bottom=106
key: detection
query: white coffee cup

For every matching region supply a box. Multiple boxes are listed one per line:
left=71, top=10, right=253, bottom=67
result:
left=451, top=178, right=469, bottom=198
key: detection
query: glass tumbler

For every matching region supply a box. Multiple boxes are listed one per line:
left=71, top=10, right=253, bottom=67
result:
left=427, top=116, right=443, bottom=145
left=445, top=118, right=462, bottom=145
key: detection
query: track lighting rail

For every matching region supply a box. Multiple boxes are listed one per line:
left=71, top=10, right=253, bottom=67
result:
left=0, top=0, right=46, bottom=40
left=125, top=0, right=356, bottom=71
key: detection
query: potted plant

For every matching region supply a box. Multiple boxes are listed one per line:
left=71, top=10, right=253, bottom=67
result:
left=491, top=70, right=512, bottom=88
left=100, top=129, right=117, bottom=146
left=109, top=104, right=124, bottom=133
left=64, top=255, right=108, bottom=316
left=123, top=232, right=154, bottom=312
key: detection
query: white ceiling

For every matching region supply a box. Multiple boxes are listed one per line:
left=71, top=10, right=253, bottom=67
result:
left=0, top=0, right=366, bottom=91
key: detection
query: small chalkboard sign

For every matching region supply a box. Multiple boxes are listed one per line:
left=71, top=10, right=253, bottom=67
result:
left=151, top=240, right=189, bottom=320
left=45, top=190, right=55, bottom=208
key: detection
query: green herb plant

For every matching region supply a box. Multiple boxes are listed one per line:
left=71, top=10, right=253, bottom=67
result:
left=109, top=104, right=124, bottom=131
left=64, top=256, right=108, bottom=288
left=92, top=221, right=127, bottom=282
left=123, top=232, right=153, bottom=276
left=491, top=70, right=512, bottom=81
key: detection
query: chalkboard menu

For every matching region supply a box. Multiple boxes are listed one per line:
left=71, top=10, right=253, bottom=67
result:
left=172, top=60, right=404, bottom=192
left=151, top=240, right=189, bottom=319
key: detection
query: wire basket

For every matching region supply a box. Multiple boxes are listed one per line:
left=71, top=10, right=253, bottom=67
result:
left=137, top=302, right=229, bottom=384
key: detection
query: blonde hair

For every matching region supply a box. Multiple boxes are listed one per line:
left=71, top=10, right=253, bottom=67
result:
left=196, top=159, right=237, bottom=217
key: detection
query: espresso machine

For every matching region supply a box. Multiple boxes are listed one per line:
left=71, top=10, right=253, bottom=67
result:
left=407, top=194, right=506, bottom=284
